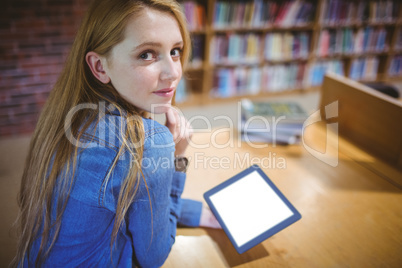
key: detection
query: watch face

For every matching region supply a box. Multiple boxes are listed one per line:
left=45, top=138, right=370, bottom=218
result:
left=175, top=157, right=189, bottom=172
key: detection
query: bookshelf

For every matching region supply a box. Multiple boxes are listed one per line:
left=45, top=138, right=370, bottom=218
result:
left=176, top=0, right=402, bottom=106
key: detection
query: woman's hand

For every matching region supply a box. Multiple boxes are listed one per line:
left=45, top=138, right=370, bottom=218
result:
left=165, top=107, right=193, bottom=157
left=199, top=205, right=221, bottom=229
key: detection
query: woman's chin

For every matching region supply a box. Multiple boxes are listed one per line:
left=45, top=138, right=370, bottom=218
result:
left=147, top=103, right=172, bottom=114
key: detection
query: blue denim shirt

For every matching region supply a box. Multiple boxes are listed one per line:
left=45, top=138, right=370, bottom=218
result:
left=26, top=114, right=202, bottom=267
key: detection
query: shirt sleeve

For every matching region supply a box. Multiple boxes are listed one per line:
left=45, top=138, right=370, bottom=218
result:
left=127, top=168, right=185, bottom=268
left=124, top=120, right=190, bottom=267
left=125, top=119, right=203, bottom=267
left=178, top=198, right=202, bottom=227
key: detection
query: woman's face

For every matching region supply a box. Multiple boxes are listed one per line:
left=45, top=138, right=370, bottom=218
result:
left=103, top=8, right=183, bottom=114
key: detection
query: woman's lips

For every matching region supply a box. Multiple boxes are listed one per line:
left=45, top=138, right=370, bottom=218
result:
left=153, top=88, right=175, bottom=97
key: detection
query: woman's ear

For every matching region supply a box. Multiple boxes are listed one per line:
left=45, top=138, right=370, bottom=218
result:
left=85, top=52, right=111, bottom=84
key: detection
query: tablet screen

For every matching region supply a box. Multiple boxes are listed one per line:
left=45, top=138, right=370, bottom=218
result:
left=208, top=170, right=294, bottom=248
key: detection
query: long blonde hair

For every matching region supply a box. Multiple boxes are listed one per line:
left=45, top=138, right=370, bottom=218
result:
left=12, top=0, right=190, bottom=266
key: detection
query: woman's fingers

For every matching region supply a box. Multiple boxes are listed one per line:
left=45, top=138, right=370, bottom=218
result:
left=165, top=107, right=181, bottom=141
left=166, top=108, right=193, bottom=143
left=199, top=205, right=221, bottom=229
left=165, top=107, right=177, bottom=132
left=165, top=107, right=192, bottom=156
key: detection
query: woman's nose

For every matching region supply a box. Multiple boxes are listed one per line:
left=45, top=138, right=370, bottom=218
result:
left=160, top=57, right=181, bottom=82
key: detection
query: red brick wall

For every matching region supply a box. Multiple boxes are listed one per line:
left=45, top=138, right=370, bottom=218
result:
left=0, top=0, right=89, bottom=137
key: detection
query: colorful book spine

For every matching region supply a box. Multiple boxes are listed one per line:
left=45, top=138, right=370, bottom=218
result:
left=213, top=0, right=262, bottom=28
left=317, top=27, right=387, bottom=56
left=349, top=57, right=379, bottom=81
left=210, top=34, right=261, bottom=65
left=318, top=29, right=330, bottom=56
left=321, top=0, right=362, bottom=25
left=181, top=1, right=206, bottom=31
left=368, top=0, right=396, bottom=23
left=212, top=67, right=262, bottom=98
left=362, top=27, right=387, bottom=53
left=395, top=28, right=402, bottom=51
left=213, top=0, right=315, bottom=29
left=275, top=0, right=314, bottom=27
left=317, top=28, right=356, bottom=56
left=265, top=32, right=310, bottom=61
left=305, top=60, right=344, bottom=86
left=388, top=55, right=402, bottom=77
left=321, top=0, right=399, bottom=25
left=356, top=1, right=369, bottom=23
left=262, top=63, right=306, bottom=92
left=189, top=35, right=204, bottom=68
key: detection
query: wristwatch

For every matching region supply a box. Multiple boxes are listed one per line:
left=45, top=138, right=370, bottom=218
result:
left=174, top=156, right=189, bottom=173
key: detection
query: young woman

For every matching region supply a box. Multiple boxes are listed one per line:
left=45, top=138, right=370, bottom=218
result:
left=13, top=0, right=218, bottom=267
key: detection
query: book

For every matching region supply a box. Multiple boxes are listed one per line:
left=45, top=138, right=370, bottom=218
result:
left=211, top=67, right=262, bottom=98
left=305, top=60, right=344, bottom=87
left=262, top=63, right=306, bottom=92
left=349, top=57, right=379, bottom=81
left=241, top=131, right=301, bottom=145
left=210, top=33, right=261, bottom=65
left=189, top=34, right=204, bottom=68
left=240, top=99, right=308, bottom=145
left=388, top=55, right=402, bottom=77
left=265, top=32, right=310, bottom=61
left=317, top=28, right=362, bottom=57
left=319, top=0, right=398, bottom=25
left=181, top=1, right=206, bottom=31
left=212, top=0, right=315, bottom=29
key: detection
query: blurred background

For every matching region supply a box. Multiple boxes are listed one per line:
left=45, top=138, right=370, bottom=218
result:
left=1, top=0, right=402, bottom=266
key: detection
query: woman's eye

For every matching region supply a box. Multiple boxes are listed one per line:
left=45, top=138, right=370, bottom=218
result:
left=171, top=48, right=182, bottom=58
left=139, top=52, right=154, bottom=61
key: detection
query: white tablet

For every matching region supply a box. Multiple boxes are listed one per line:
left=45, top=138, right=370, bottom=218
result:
left=203, top=165, right=301, bottom=254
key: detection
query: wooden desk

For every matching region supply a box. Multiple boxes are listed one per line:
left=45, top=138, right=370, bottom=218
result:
left=163, top=123, right=402, bottom=268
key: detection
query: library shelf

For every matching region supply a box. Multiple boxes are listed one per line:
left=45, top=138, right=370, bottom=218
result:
left=177, top=0, right=402, bottom=107
left=264, top=58, right=310, bottom=64
left=189, top=30, right=207, bottom=34
left=320, top=21, right=400, bottom=29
